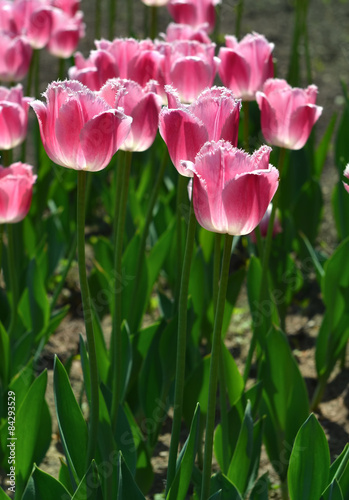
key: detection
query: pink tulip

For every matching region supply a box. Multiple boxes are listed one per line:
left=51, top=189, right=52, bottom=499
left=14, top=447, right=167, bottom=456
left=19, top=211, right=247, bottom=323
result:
left=0, top=0, right=15, bottom=33
left=0, top=85, right=32, bottom=150
left=168, top=0, right=220, bottom=34
left=157, top=40, right=218, bottom=103
left=344, top=165, right=349, bottom=194
left=68, top=50, right=119, bottom=91
left=95, top=38, right=165, bottom=91
left=182, top=141, right=279, bottom=235
left=163, top=22, right=211, bottom=44
left=218, top=33, right=274, bottom=101
left=256, top=79, right=323, bottom=150
left=0, top=162, right=36, bottom=223
left=99, top=78, right=162, bottom=152
left=50, top=0, right=80, bottom=17
left=12, top=0, right=53, bottom=49
left=47, top=8, right=84, bottom=58
left=30, top=80, right=132, bottom=171
left=0, top=33, right=32, bottom=82
left=159, top=86, right=241, bottom=175
left=249, top=203, right=282, bottom=243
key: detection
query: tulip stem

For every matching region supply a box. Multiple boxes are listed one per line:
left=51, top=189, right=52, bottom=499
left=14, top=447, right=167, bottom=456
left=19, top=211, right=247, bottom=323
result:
left=166, top=195, right=197, bottom=496
left=235, top=0, right=244, bottom=40
left=201, top=233, right=234, bottom=500
left=76, top=170, right=99, bottom=466
left=1, top=149, right=12, bottom=167
left=129, top=147, right=168, bottom=332
left=58, top=58, right=65, bottom=81
left=173, top=174, right=188, bottom=311
left=213, top=233, right=221, bottom=313
left=244, top=147, right=286, bottom=382
left=111, top=150, right=132, bottom=432
left=7, top=224, right=18, bottom=337
left=0, top=225, right=3, bottom=277
left=150, top=6, right=157, bottom=40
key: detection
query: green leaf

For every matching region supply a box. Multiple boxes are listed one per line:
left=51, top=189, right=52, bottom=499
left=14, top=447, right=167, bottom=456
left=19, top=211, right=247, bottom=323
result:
left=315, top=112, right=337, bottom=180
left=214, top=403, right=244, bottom=473
left=15, top=370, right=48, bottom=497
left=53, top=356, right=88, bottom=485
left=221, top=344, right=244, bottom=407
left=167, top=404, right=200, bottom=500
left=321, top=479, right=344, bottom=500
left=209, top=473, right=243, bottom=500
left=249, top=473, right=270, bottom=500
left=72, top=460, right=102, bottom=500
left=261, top=327, right=310, bottom=482
left=183, top=355, right=210, bottom=426
left=0, top=488, right=11, bottom=499
left=27, top=258, right=50, bottom=339
left=226, top=402, right=263, bottom=496
left=59, top=459, right=74, bottom=495
left=288, top=414, right=330, bottom=500
left=293, top=179, right=323, bottom=244
left=118, top=452, right=146, bottom=500
left=22, top=466, right=71, bottom=500
left=0, top=322, right=10, bottom=386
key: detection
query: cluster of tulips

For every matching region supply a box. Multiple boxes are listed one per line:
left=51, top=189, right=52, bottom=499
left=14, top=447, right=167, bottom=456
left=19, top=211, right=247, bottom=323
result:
left=1, top=0, right=349, bottom=499
left=0, top=0, right=84, bottom=82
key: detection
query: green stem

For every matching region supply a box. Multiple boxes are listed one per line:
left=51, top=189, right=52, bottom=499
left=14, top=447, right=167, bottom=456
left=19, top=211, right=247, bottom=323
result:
left=218, top=343, right=229, bottom=473
left=58, top=58, right=65, bottom=80
left=201, top=233, right=233, bottom=500
left=77, top=171, right=99, bottom=466
left=1, top=149, right=13, bottom=167
left=0, top=225, right=3, bottom=275
left=129, top=148, right=168, bottom=332
left=111, top=150, right=132, bottom=432
left=7, top=224, right=18, bottom=337
left=173, top=175, right=188, bottom=311
left=150, top=6, right=157, bottom=40
left=235, top=0, right=244, bottom=39
left=244, top=148, right=286, bottom=382
left=127, top=0, right=134, bottom=37
left=242, top=101, right=249, bottom=151
left=166, top=196, right=197, bottom=495
left=310, top=375, right=327, bottom=411
left=213, top=233, right=221, bottom=313
left=50, top=234, right=77, bottom=313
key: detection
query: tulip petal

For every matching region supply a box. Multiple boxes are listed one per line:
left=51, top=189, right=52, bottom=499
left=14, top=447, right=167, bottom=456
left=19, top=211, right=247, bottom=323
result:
left=0, top=103, right=23, bottom=149
left=288, top=104, right=323, bottom=150
left=159, top=108, right=208, bottom=175
left=218, top=48, right=250, bottom=99
left=222, top=167, right=279, bottom=235
left=170, top=56, right=215, bottom=103
left=55, top=98, right=85, bottom=168
left=80, top=110, right=132, bottom=171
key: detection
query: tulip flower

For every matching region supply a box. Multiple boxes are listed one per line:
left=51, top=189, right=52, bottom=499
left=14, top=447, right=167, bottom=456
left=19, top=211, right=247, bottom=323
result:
left=69, top=50, right=119, bottom=91
left=51, top=0, right=80, bottom=17
left=30, top=80, right=132, bottom=171
left=159, top=86, right=241, bottom=175
left=162, top=22, right=211, bottom=44
left=344, top=165, right=349, bottom=194
left=0, top=85, right=32, bottom=150
left=181, top=141, right=279, bottom=235
left=12, top=0, right=54, bottom=49
left=167, top=0, right=220, bottom=34
left=0, top=33, right=32, bottom=82
left=218, top=33, right=274, bottom=101
left=47, top=8, right=84, bottom=58
left=0, top=162, right=36, bottom=223
left=156, top=40, right=218, bottom=103
left=95, top=38, right=165, bottom=89
left=99, top=78, right=162, bottom=152
left=256, top=79, right=323, bottom=150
